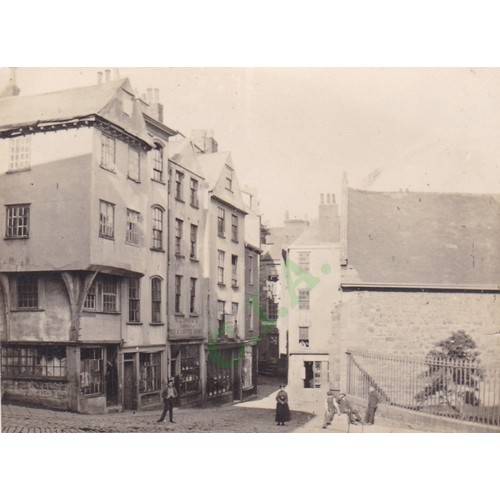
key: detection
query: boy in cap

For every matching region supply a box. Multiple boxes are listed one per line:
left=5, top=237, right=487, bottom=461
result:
left=322, top=389, right=341, bottom=429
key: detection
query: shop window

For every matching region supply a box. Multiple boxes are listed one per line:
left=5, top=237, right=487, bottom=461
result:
left=1, top=345, right=67, bottom=378
left=139, top=352, right=161, bottom=393
left=171, top=344, right=201, bottom=395
left=303, top=360, right=329, bottom=389
left=80, top=348, right=104, bottom=395
left=242, top=345, right=253, bottom=389
left=207, top=348, right=232, bottom=397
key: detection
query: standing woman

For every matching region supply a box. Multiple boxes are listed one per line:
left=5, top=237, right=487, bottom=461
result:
left=275, top=384, right=291, bottom=426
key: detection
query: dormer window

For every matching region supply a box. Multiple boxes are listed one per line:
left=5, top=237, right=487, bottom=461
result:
left=226, top=168, right=233, bottom=191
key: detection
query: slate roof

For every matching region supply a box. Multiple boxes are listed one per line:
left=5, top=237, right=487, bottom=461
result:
left=0, top=78, right=152, bottom=146
left=346, top=188, right=500, bottom=286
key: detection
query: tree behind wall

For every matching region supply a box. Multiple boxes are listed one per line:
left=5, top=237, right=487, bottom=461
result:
left=416, top=330, right=482, bottom=410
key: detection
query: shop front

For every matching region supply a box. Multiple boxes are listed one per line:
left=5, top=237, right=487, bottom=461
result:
left=169, top=341, right=203, bottom=407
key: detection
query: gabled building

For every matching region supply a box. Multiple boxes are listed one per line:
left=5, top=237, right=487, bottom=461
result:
left=196, top=134, right=248, bottom=404
left=167, top=136, right=209, bottom=407
left=0, top=76, right=176, bottom=413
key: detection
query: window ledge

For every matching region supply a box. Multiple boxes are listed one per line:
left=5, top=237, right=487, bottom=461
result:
left=189, top=313, right=199, bottom=317
left=100, top=165, right=117, bottom=173
left=6, top=167, right=31, bottom=174
left=232, top=285, right=239, bottom=290
left=150, top=247, right=165, bottom=253
left=99, top=235, right=114, bottom=241
left=175, top=198, right=185, bottom=203
left=127, top=176, right=141, bottom=184
left=152, top=178, right=166, bottom=185
left=190, top=257, right=199, bottom=263
left=149, top=322, right=165, bottom=326
left=217, top=283, right=226, bottom=288
left=82, top=310, right=121, bottom=315
left=11, top=308, right=44, bottom=313
left=231, top=239, right=239, bottom=244
left=174, top=313, right=185, bottom=317
left=4, top=236, right=29, bottom=240
left=126, top=241, right=140, bottom=247
left=126, top=322, right=143, bottom=326
left=176, top=253, right=185, bottom=259
left=218, top=234, right=226, bottom=239
left=190, top=203, right=199, bottom=210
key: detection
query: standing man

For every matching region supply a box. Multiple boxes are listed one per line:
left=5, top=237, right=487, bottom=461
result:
left=322, top=389, right=340, bottom=429
left=337, top=393, right=363, bottom=425
left=158, top=380, right=178, bottom=423
left=365, top=385, right=380, bottom=425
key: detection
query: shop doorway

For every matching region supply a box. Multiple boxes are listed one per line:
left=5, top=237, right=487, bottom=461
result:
left=123, top=354, right=135, bottom=410
left=105, top=346, right=118, bottom=406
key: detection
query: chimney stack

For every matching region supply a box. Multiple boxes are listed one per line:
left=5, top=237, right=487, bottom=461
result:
left=97, top=71, right=103, bottom=84
left=105, top=69, right=111, bottom=82
left=191, top=129, right=218, bottom=153
left=114, top=68, right=120, bottom=80
left=0, top=67, right=20, bottom=97
left=318, top=189, right=340, bottom=242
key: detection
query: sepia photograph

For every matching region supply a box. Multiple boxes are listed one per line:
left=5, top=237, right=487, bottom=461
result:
left=0, top=67, right=499, bottom=436
left=1, top=3, right=499, bottom=499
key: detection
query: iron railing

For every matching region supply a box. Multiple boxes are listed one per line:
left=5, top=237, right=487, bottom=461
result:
left=346, top=350, right=500, bottom=427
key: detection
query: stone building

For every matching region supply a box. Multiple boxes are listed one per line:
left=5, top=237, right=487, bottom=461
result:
left=0, top=76, right=176, bottom=412
left=338, top=182, right=500, bottom=385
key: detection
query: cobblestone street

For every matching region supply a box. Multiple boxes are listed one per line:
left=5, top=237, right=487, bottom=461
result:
left=0, top=376, right=317, bottom=433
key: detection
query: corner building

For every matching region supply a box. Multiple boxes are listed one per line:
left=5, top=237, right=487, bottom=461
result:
left=0, top=78, right=175, bottom=413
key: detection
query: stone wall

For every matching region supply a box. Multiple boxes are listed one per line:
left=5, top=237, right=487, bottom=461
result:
left=2, top=378, right=71, bottom=410
left=339, top=290, right=500, bottom=389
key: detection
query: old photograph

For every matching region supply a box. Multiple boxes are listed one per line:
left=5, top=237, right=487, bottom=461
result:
left=0, top=67, right=499, bottom=435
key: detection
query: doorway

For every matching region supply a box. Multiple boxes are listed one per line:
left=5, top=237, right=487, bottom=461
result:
left=123, top=354, right=136, bottom=410
left=105, top=346, right=119, bottom=406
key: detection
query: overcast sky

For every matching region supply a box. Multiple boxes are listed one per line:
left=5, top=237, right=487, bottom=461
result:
left=1, top=67, right=499, bottom=226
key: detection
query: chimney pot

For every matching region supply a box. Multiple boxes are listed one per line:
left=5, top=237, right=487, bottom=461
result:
left=97, top=71, right=103, bottom=84
left=326, top=193, right=331, bottom=204
left=105, top=69, right=111, bottom=82
left=154, top=88, right=159, bottom=103
left=147, top=88, right=153, bottom=103
left=331, top=193, right=336, bottom=204
left=320, top=193, right=325, bottom=205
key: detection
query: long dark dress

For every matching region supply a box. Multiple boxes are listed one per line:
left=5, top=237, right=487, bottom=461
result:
left=275, top=389, right=291, bottom=423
